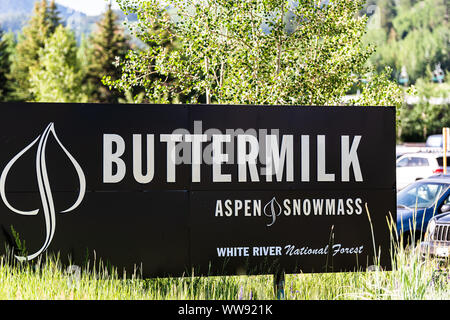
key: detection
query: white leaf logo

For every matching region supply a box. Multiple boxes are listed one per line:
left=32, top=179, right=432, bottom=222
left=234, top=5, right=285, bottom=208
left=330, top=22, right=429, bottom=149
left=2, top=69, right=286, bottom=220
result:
left=0, top=123, right=86, bottom=261
left=264, top=197, right=282, bottom=227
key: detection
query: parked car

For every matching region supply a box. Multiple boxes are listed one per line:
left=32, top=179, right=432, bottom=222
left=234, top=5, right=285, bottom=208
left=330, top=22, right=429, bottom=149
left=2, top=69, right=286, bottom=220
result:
left=426, top=134, right=450, bottom=149
left=420, top=208, right=450, bottom=259
left=397, top=174, right=450, bottom=245
left=396, top=152, right=450, bottom=190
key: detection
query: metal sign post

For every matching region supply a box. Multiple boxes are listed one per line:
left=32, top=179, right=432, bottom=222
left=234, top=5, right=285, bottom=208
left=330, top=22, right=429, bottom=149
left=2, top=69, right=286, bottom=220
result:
left=273, top=273, right=285, bottom=300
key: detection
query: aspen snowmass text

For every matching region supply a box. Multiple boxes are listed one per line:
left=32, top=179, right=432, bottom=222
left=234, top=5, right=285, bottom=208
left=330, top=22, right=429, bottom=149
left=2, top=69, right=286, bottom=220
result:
left=215, top=197, right=364, bottom=217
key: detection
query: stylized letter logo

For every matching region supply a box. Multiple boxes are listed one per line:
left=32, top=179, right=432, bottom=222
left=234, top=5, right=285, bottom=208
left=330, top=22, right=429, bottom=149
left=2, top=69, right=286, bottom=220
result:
left=0, top=123, right=86, bottom=261
left=264, top=197, right=282, bottom=227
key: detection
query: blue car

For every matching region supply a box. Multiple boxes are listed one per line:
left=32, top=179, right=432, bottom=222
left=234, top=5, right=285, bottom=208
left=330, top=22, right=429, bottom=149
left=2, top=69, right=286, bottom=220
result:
left=397, top=174, right=450, bottom=244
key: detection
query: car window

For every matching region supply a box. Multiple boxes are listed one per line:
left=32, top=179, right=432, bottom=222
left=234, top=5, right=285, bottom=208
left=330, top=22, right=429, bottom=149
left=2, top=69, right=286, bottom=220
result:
left=417, top=158, right=429, bottom=166
left=398, top=182, right=448, bottom=208
left=397, top=157, right=409, bottom=167
left=408, top=157, right=427, bottom=167
left=407, top=157, right=418, bottom=166
left=397, top=157, right=431, bottom=167
left=436, top=157, right=450, bottom=166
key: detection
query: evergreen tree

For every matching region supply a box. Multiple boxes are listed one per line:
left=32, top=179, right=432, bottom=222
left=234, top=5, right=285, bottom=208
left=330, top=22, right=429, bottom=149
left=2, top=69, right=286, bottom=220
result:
left=11, top=0, right=48, bottom=100
left=0, top=27, right=12, bottom=101
left=48, top=0, right=62, bottom=34
left=29, top=25, right=87, bottom=103
left=10, top=0, right=62, bottom=101
left=86, top=2, right=130, bottom=103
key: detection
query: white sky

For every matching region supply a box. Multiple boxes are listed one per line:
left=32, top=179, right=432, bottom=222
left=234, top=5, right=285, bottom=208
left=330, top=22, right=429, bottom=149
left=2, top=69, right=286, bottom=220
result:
left=55, top=0, right=120, bottom=16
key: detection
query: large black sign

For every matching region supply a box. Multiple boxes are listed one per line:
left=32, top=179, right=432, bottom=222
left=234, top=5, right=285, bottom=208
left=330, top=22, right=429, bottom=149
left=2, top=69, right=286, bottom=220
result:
left=0, top=103, right=396, bottom=277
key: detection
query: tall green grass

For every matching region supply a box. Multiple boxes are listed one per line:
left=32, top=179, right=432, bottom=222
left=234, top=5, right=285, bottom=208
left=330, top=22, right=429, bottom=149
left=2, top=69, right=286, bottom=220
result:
left=0, top=243, right=448, bottom=300
left=0, top=210, right=448, bottom=300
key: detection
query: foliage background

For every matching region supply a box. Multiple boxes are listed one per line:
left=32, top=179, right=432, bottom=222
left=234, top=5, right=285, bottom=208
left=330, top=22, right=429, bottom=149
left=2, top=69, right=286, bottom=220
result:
left=0, top=0, right=448, bottom=141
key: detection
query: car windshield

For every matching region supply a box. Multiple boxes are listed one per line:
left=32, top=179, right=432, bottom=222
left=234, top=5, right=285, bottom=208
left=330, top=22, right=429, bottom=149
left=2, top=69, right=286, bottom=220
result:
left=397, top=182, right=449, bottom=209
